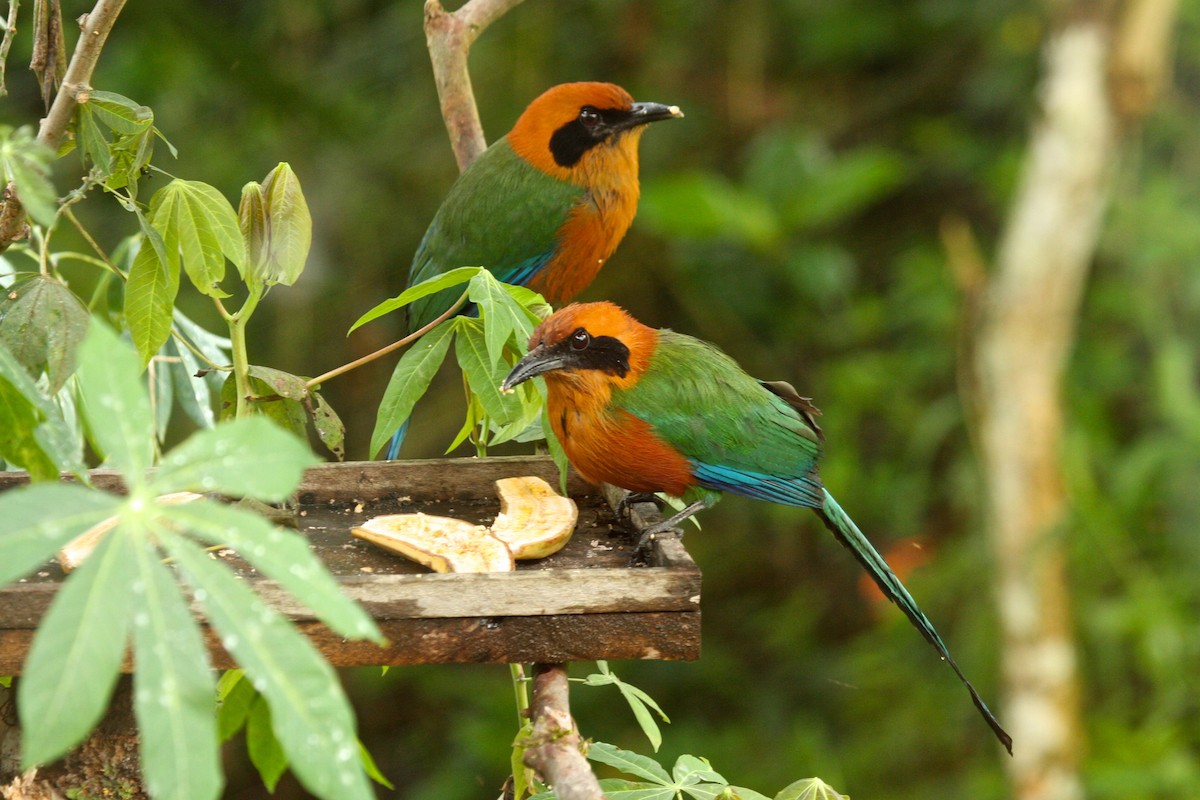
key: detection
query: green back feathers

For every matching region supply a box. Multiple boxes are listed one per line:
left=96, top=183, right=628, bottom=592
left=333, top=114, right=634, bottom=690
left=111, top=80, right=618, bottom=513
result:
left=614, top=331, right=823, bottom=483
left=407, top=139, right=585, bottom=331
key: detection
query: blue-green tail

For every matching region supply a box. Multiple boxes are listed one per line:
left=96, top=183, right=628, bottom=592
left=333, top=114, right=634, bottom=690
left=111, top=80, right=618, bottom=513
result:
left=816, top=490, right=1013, bottom=754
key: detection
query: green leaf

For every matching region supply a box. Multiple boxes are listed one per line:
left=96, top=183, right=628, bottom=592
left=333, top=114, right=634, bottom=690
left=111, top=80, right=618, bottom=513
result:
left=164, top=335, right=215, bottom=430
left=238, top=182, right=268, bottom=284
left=151, top=415, right=316, bottom=501
left=150, top=345, right=175, bottom=441
left=599, top=781, right=677, bottom=800
left=18, top=527, right=136, bottom=766
left=731, top=788, right=775, bottom=800
left=162, top=535, right=374, bottom=800
left=0, top=276, right=89, bottom=392
left=0, top=353, right=58, bottom=480
left=245, top=365, right=309, bottom=401
left=774, top=778, right=848, bottom=800
left=455, top=320, right=522, bottom=425
left=542, top=408, right=571, bottom=495
left=0, top=125, right=57, bottom=228
left=469, top=270, right=535, bottom=359
left=618, top=685, right=663, bottom=752
left=86, top=91, right=154, bottom=136
left=673, top=755, right=725, bottom=786
left=130, top=532, right=222, bottom=800
left=161, top=499, right=381, bottom=643
left=75, top=320, right=154, bottom=479
left=0, top=483, right=120, bottom=587
left=76, top=106, right=113, bottom=175
left=246, top=694, right=288, bottom=792
left=369, top=319, right=456, bottom=458
left=0, top=342, right=85, bottom=479
left=348, top=266, right=481, bottom=334
left=151, top=179, right=245, bottom=297
left=587, top=742, right=672, bottom=784
left=312, top=392, right=345, bottom=460
left=359, top=740, right=394, bottom=790
left=219, top=372, right=309, bottom=435
left=125, top=227, right=180, bottom=366
left=217, top=671, right=256, bottom=742
left=256, top=163, right=312, bottom=287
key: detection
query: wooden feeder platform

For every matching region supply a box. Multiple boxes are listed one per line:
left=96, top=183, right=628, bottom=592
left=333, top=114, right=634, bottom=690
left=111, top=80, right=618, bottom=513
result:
left=0, top=455, right=701, bottom=673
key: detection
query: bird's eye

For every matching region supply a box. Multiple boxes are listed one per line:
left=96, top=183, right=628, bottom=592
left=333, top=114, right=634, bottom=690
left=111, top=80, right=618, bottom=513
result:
left=578, top=107, right=602, bottom=128
left=570, top=329, right=591, bottom=350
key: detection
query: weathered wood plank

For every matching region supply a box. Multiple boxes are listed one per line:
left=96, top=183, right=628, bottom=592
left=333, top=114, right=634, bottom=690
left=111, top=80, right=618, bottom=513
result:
left=0, top=456, right=703, bottom=667
left=0, top=611, right=700, bottom=673
left=0, top=567, right=701, bottom=627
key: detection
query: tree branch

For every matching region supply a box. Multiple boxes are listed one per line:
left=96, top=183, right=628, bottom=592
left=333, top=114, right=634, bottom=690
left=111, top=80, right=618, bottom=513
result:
left=523, top=664, right=606, bottom=800
left=0, top=0, right=127, bottom=252
left=423, top=0, right=526, bottom=171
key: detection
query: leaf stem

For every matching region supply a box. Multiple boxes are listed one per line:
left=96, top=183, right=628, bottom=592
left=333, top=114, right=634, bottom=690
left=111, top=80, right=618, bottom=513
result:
left=227, top=284, right=264, bottom=418
left=304, top=289, right=469, bottom=390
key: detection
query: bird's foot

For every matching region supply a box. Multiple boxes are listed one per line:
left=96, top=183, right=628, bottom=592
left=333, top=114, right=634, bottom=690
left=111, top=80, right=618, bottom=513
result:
left=616, top=491, right=660, bottom=517
left=634, top=519, right=683, bottom=556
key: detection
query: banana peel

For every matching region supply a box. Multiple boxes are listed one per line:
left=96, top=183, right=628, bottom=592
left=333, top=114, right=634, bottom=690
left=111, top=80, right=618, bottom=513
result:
left=352, top=476, right=578, bottom=573
left=58, top=491, right=204, bottom=572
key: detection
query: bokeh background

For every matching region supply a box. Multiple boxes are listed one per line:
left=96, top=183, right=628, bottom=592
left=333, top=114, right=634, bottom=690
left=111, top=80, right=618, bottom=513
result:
left=4, top=1, right=1200, bottom=797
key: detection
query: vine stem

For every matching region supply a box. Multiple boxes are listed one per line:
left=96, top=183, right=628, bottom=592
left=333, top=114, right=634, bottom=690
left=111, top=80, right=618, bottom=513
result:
left=304, top=289, right=469, bottom=390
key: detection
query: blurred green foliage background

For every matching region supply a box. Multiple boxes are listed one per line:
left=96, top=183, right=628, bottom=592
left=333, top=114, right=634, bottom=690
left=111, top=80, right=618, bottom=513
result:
left=4, top=0, right=1200, bottom=797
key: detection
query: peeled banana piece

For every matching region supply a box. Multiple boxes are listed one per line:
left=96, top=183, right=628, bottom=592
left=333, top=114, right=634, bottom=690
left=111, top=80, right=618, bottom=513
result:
left=352, top=513, right=514, bottom=573
left=490, top=476, right=577, bottom=559
left=352, top=475, right=577, bottom=572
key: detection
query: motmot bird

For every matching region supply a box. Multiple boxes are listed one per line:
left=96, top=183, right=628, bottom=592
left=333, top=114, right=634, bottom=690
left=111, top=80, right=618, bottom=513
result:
left=386, top=82, right=683, bottom=458
left=502, top=301, right=1013, bottom=754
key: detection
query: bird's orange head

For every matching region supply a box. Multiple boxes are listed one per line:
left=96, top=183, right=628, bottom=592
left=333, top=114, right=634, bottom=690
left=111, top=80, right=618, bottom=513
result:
left=502, top=302, right=658, bottom=393
left=507, top=82, right=683, bottom=186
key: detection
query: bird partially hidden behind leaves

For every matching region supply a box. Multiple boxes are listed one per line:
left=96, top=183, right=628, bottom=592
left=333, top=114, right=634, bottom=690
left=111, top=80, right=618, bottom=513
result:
left=385, top=82, right=683, bottom=458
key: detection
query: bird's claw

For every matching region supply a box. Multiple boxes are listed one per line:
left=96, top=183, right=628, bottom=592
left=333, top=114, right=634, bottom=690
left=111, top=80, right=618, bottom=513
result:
left=616, top=491, right=660, bottom=517
left=634, top=519, right=682, bottom=556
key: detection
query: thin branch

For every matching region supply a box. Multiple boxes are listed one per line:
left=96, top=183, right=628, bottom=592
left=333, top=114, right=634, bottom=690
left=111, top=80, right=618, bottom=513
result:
left=524, top=664, right=606, bottom=800
left=423, top=0, right=526, bottom=171
left=0, top=0, right=19, bottom=97
left=0, top=0, right=127, bottom=252
left=305, top=289, right=469, bottom=389
left=37, top=0, right=126, bottom=151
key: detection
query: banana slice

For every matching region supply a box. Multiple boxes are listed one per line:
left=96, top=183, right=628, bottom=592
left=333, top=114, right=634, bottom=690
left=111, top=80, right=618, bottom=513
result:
left=352, top=513, right=514, bottom=573
left=489, top=476, right=578, bottom=559
left=58, top=491, right=203, bottom=572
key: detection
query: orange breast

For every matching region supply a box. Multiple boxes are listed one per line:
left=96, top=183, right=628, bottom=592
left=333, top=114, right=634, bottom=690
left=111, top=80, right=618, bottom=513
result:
left=547, top=387, right=693, bottom=497
left=526, top=132, right=644, bottom=305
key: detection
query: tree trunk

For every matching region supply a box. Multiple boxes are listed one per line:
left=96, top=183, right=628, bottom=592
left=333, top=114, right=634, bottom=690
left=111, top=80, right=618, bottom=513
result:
left=973, top=1, right=1178, bottom=798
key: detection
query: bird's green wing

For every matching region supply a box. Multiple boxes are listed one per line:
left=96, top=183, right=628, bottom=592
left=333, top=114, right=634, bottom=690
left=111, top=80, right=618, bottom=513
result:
left=407, top=139, right=585, bottom=331
left=615, top=331, right=825, bottom=506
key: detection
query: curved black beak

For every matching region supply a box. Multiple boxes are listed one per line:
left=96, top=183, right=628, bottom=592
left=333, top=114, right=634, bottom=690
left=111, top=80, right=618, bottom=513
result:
left=612, top=101, right=684, bottom=133
left=501, top=344, right=566, bottom=392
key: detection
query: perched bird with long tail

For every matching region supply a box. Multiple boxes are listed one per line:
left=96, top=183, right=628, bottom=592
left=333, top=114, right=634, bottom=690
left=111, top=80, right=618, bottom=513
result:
left=386, top=82, right=683, bottom=458
left=502, top=301, right=1013, bottom=754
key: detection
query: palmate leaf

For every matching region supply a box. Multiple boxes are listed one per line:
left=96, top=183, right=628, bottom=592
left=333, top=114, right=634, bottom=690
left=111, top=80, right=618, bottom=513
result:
left=0, top=275, right=89, bottom=393
left=774, top=778, right=849, bottom=800
left=130, top=531, right=221, bottom=800
left=18, top=528, right=137, bottom=767
left=151, top=179, right=245, bottom=298
left=75, top=320, right=155, bottom=479
left=216, top=670, right=256, bottom=742
left=161, top=535, right=375, bottom=800
left=150, top=415, right=316, bottom=502
left=349, top=266, right=481, bottom=333
left=162, top=499, right=381, bottom=643
left=0, top=343, right=85, bottom=479
left=468, top=269, right=538, bottom=359
left=0, top=483, right=120, bottom=587
left=369, top=318, right=457, bottom=457
left=248, top=163, right=312, bottom=288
